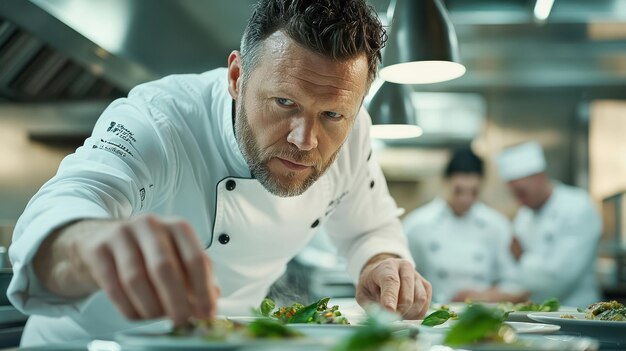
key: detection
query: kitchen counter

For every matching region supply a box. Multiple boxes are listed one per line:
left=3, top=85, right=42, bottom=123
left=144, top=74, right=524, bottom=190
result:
left=3, top=299, right=621, bottom=351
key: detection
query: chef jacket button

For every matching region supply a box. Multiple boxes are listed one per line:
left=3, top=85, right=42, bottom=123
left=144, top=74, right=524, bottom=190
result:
left=369, top=180, right=375, bottom=188
left=218, top=233, right=230, bottom=245
left=225, top=179, right=236, bottom=191
left=438, top=270, right=448, bottom=280
left=429, top=242, right=440, bottom=252
left=475, top=218, right=486, bottom=228
left=311, top=219, right=320, bottom=228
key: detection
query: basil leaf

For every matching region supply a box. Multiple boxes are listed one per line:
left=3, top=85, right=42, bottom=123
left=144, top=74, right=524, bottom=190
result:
left=422, top=310, right=452, bottom=327
left=540, top=298, right=560, bottom=312
left=444, top=304, right=506, bottom=346
left=289, top=297, right=330, bottom=323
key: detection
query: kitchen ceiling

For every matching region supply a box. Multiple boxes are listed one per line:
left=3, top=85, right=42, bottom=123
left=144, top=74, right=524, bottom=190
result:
left=0, top=1, right=155, bottom=102
left=1, top=0, right=626, bottom=101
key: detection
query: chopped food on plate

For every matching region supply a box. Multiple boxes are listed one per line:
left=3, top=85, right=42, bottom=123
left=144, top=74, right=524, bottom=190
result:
left=259, top=297, right=350, bottom=324
left=583, top=300, right=626, bottom=321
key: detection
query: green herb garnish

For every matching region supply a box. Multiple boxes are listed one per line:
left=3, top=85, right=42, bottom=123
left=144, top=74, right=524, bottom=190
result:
left=444, top=304, right=516, bottom=346
left=263, top=297, right=350, bottom=324
left=422, top=309, right=457, bottom=327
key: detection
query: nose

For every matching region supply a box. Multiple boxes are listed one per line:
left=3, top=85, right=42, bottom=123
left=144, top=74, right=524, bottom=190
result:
left=287, top=115, right=318, bottom=151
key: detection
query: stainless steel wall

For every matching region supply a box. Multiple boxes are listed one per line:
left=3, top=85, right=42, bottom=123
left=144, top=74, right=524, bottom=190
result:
left=0, top=102, right=106, bottom=222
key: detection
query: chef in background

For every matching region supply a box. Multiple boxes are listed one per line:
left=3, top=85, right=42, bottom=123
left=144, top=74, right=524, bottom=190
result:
left=403, top=147, right=522, bottom=303
left=457, top=141, right=602, bottom=307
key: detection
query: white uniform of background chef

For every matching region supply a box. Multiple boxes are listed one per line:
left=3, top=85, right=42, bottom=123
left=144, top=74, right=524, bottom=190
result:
left=404, top=148, right=519, bottom=303
left=494, top=141, right=602, bottom=307
left=7, top=1, right=432, bottom=346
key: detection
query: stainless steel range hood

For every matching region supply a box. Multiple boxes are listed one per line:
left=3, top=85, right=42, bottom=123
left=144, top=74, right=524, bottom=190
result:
left=0, top=1, right=156, bottom=102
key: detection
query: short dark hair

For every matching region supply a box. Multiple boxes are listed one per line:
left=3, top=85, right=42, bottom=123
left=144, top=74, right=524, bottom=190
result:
left=444, top=147, right=484, bottom=178
left=240, top=0, right=386, bottom=85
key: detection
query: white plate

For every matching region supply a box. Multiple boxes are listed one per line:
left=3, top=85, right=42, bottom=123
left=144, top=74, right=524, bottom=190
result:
left=418, top=333, right=599, bottom=351
left=287, top=323, right=365, bottom=339
left=409, top=320, right=560, bottom=335
left=226, top=316, right=268, bottom=324
left=506, top=321, right=561, bottom=334
left=506, top=306, right=579, bottom=323
left=528, top=312, right=626, bottom=346
left=114, top=322, right=333, bottom=350
left=428, top=303, right=578, bottom=323
left=226, top=316, right=360, bottom=338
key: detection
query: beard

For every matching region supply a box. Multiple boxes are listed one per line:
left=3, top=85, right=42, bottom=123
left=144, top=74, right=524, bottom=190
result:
left=234, top=95, right=340, bottom=197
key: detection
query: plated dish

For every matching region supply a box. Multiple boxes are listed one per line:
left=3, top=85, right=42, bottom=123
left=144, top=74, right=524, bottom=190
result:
left=257, top=297, right=350, bottom=324
left=528, top=312, right=626, bottom=346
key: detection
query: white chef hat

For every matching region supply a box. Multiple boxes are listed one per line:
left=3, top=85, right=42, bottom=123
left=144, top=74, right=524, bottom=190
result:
left=496, top=141, right=546, bottom=181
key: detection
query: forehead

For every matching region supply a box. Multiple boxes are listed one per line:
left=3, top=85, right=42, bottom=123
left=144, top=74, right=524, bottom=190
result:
left=249, top=31, right=369, bottom=105
left=450, top=173, right=481, bottom=185
left=510, top=176, right=533, bottom=188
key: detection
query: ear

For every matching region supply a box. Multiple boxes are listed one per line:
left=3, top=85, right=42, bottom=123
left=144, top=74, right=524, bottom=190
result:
left=227, top=51, right=242, bottom=100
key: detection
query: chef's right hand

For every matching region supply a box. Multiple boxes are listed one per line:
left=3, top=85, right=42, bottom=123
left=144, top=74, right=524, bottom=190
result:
left=36, top=214, right=219, bottom=325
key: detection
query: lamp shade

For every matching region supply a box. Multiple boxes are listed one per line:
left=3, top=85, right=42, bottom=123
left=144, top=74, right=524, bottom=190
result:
left=380, top=0, right=466, bottom=84
left=367, top=82, right=423, bottom=140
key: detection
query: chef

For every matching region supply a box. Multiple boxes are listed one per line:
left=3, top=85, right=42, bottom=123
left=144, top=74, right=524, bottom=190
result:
left=458, top=141, right=601, bottom=306
left=403, top=148, right=521, bottom=303
left=7, top=0, right=432, bottom=346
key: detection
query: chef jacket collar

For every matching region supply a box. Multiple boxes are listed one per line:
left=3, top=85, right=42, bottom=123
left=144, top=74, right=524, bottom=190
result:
left=434, top=197, right=479, bottom=221
left=532, top=180, right=561, bottom=217
left=220, top=94, right=253, bottom=178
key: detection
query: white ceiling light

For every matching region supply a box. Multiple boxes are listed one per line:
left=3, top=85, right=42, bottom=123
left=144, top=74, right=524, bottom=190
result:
left=370, top=124, right=424, bottom=140
left=380, top=0, right=466, bottom=84
left=534, top=0, right=555, bottom=22
left=367, top=82, right=423, bottom=140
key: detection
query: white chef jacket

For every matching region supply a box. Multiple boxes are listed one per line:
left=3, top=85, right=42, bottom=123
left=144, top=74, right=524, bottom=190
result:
left=8, top=68, right=413, bottom=346
left=512, top=183, right=601, bottom=307
left=403, top=198, right=518, bottom=303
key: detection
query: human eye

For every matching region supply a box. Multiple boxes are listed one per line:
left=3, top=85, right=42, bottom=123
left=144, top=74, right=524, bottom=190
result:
left=323, top=111, right=344, bottom=120
left=275, top=97, right=296, bottom=107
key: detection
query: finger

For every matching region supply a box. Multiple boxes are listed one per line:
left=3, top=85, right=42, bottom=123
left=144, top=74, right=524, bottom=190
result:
left=87, top=245, right=140, bottom=320
left=396, top=262, right=416, bottom=316
left=417, top=277, right=432, bottom=318
left=379, top=267, right=401, bottom=312
left=167, top=220, right=217, bottom=319
left=111, top=229, right=164, bottom=319
left=134, top=216, right=192, bottom=325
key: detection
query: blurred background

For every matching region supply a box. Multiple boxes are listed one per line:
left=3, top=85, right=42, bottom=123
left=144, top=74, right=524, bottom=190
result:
left=1, top=0, right=626, bottom=336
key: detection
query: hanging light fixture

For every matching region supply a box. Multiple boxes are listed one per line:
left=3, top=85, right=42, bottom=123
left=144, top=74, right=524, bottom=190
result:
left=366, top=82, right=423, bottom=140
left=533, top=0, right=555, bottom=22
left=380, top=0, right=466, bottom=84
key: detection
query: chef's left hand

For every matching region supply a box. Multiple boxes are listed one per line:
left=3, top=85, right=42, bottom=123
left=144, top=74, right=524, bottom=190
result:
left=356, top=254, right=432, bottom=319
